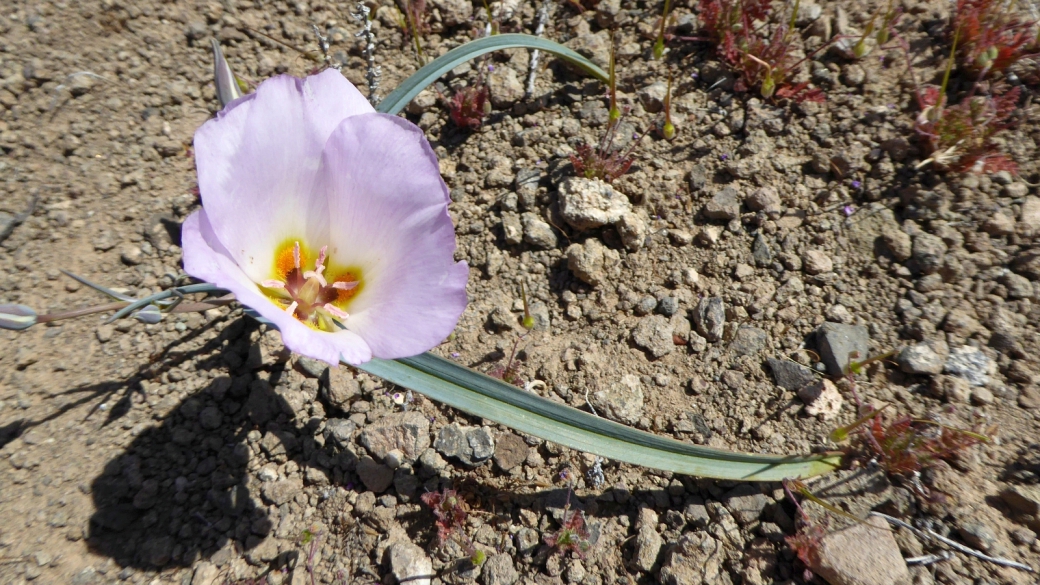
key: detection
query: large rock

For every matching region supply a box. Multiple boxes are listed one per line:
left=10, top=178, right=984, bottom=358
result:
left=631, top=508, right=663, bottom=572
left=488, top=66, right=524, bottom=108
left=388, top=542, right=433, bottom=585
left=693, top=297, right=726, bottom=342
left=810, top=516, right=911, bottom=585
left=521, top=212, right=558, bottom=249
left=358, top=411, right=431, bottom=464
left=564, top=30, right=611, bottom=68
left=658, top=532, right=727, bottom=585
left=898, top=339, right=948, bottom=375
left=591, top=374, right=644, bottom=425
left=766, top=358, right=816, bottom=391
left=816, top=322, right=870, bottom=376
left=631, top=315, right=675, bottom=358
left=557, top=177, right=632, bottom=230
left=566, top=239, right=619, bottom=287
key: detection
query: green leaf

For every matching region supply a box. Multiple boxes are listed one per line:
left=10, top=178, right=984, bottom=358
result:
left=376, top=34, right=608, bottom=116
left=357, top=352, right=842, bottom=481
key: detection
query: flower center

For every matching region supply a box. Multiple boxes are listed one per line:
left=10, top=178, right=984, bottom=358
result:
left=259, top=241, right=362, bottom=332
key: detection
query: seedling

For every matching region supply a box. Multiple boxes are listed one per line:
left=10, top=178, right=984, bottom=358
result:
left=954, top=0, right=1037, bottom=78
left=543, top=500, right=592, bottom=558
left=857, top=411, right=992, bottom=476
left=571, top=47, right=641, bottom=183
left=781, top=479, right=831, bottom=583
left=520, top=281, right=535, bottom=330
left=913, top=29, right=1023, bottom=172
left=660, top=74, right=676, bottom=140
left=399, top=0, right=428, bottom=65
left=299, top=525, right=325, bottom=585
left=449, top=84, right=491, bottom=129
left=420, top=489, right=486, bottom=566
left=653, top=0, right=673, bottom=60
left=489, top=333, right=527, bottom=387
left=695, top=0, right=824, bottom=101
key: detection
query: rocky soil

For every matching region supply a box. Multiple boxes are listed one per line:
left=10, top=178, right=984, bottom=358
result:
left=1, top=0, right=1040, bottom=584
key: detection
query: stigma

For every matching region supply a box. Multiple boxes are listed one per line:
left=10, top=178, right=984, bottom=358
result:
left=260, top=241, right=360, bottom=331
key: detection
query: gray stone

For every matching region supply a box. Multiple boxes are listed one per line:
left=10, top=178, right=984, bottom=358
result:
left=703, top=187, right=741, bottom=220
left=766, top=358, right=816, bottom=391
left=631, top=508, right=663, bottom=572
left=324, top=369, right=360, bottom=411
left=521, top=212, right=558, bottom=249
left=325, top=418, right=356, bottom=448
left=632, top=315, right=675, bottom=358
left=564, top=30, right=611, bottom=68
left=751, top=234, right=773, bottom=267
left=881, top=227, right=912, bottom=261
left=616, top=211, right=648, bottom=251
left=358, top=410, right=431, bottom=464
left=811, top=515, right=911, bottom=585
left=722, top=485, right=771, bottom=525
left=296, top=357, right=328, bottom=378
left=557, top=177, right=632, bottom=230
left=943, top=346, right=994, bottom=386
left=658, top=532, right=726, bottom=585
left=488, top=66, right=524, bottom=108
left=481, top=553, right=519, bottom=585
left=911, top=233, right=947, bottom=275
left=958, top=521, right=997, bottom=552
left=388, top=542, right=433, bottom=585
left=467, top=426, right=496, bottom=462
left=1003, top=272, right=1035, bottom=299
left=693, top=297, right=726, bottom=342
left=745, top=187, right=782, bottom=214
left=198, top=406, right=222, bottom=430
left=1014, top=249, right=1040, bottom=280
left=591, top=374, right=644, bottom=425
left=802, top=250, right=834, bottom=274
left=634, top=296, right=658, bottom=316
left=898, top=339, right=948, bottom=375
left=999, top=485, right=1040, bottom=515
left=140, top=536, right=174, bottom=566
left=501, top=212, right=523, bottom=246
left=566, top=239, right=619, bottom=287
left=260, top=478, right=301, bottom=506
left=430, top=0, right=472, bottom=27
left=729, top=326, right=768, bottom=357
left=657, top=296, right=680, bottom=317
left=816, top=322, right=870, bottom=376
left=493, top=432, right=528, bottom=471
left=357, top=456, right=394, bottom=493
left=638, top=82, right=668, bottom=113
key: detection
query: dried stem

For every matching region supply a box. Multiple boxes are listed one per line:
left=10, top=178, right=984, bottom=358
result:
left=524, top=0, right=551, bottom=99
left=352, top=2, right=382, bottom=104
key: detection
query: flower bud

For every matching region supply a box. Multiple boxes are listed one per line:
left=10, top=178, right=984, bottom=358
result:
left=133, top=304, right=164, bottom=324
left=760, top=76, right=776, bottom=99
left=662, top=120, right=676, bottom=140
left=212, top=39, right=243, bottom=108
left=0, top=304, right=37, bottom=330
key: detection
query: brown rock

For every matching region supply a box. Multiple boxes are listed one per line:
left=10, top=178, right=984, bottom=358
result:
left=811, top=515, right=911, bottom=585
left=493, top=432, right=528, bottom=472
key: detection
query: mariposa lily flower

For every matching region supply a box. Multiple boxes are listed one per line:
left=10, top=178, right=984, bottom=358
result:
left=182, top=70, right=469, bottom=365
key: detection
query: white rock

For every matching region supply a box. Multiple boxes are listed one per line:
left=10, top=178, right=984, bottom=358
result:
left=557, top=177, right=632, bottom=230
left=798, top=379, right=843, bottom=420
left=389, top=542, right=433, bottom=585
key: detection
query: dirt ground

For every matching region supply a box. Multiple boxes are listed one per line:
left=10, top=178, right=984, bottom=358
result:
left=1, top=0, right=1039, bottom=584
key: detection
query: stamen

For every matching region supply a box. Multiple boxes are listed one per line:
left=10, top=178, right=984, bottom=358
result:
left=315, top=246, right=328, bottom=273
left=292, top=242, right=301, bottom=270
left=332, top=281, right=358, bottom=291
left=285, top=301, right=299, bottom=315
left=261, top=280, right=285, bottom=288
left=323, top=303, right=349, bottom=319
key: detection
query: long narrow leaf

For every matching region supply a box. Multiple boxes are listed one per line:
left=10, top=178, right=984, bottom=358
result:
left=358, top=352, right=842, bottom=481
left=376, top=34, right=608, bottom=116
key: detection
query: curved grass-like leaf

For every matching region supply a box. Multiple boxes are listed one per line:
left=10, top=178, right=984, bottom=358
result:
left=376, top=34, right=608, bottom=116
left=358, top=352, right=843, bottom=481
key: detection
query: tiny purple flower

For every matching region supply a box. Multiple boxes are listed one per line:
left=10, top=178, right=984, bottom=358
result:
left=843, top=205, right=855, bottom=216
left=487, top=64, right=495, bottom=72
left=451, top=352, right=461, bottom=358
left=719, top=153, right=729, bottom=161
left=851, top=180, right=862, bottom=189
left=183, top=70, right=469, bottom=366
